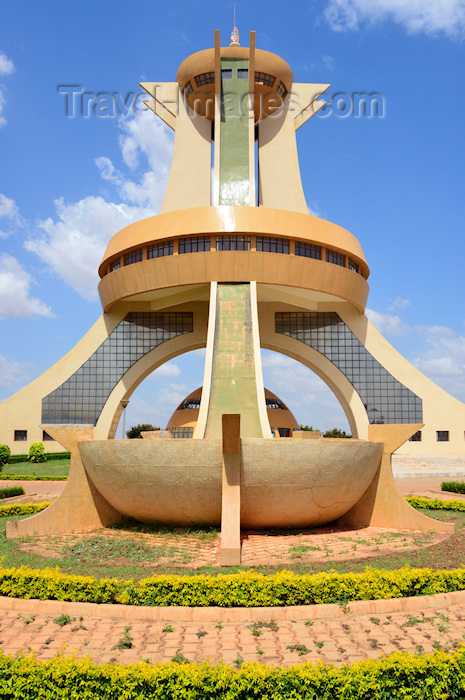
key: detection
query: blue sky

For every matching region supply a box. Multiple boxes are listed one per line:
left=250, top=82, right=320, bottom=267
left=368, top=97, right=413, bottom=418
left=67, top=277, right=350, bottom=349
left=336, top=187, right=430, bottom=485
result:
left=1, top=0, right=464, bottom=435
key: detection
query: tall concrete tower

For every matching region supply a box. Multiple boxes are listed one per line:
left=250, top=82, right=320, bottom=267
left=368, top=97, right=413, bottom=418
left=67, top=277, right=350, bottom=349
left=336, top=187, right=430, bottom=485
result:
left=1, top=30, right=461, bottom=558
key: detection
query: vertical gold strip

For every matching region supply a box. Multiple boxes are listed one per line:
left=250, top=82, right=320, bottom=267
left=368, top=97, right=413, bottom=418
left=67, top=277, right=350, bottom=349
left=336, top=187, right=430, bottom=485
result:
left=248, top=31, right=256, bottom=206
left=212, top=30, right=221, bottom=206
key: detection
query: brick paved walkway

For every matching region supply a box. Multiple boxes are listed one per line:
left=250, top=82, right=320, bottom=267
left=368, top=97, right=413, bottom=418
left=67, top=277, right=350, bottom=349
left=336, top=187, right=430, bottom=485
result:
left=1, top=594, right=465, bottom=666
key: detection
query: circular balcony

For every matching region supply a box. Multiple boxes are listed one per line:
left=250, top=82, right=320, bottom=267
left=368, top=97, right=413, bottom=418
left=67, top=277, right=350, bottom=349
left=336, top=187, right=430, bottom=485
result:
left=98, top=206, right=370, bottom=313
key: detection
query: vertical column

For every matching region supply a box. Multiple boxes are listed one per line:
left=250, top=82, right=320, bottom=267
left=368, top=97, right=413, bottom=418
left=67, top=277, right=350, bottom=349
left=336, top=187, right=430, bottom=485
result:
left=220, top=414, right=241, bottom=566
left=204, top=283, right=265, bottom=438
left=218, top=54, right=250, bottom=206
left=212, top=30, right=221, bottom=205
left=248, top=31, right=256, bottom=206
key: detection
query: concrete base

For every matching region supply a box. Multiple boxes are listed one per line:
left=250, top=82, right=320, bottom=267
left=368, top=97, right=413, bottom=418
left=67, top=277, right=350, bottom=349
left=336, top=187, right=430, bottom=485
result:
left=220, top=415, right=241, bottom=566
left=340, top=424, right=454, bottom=533
left=6, top=426, right=121, bottom=539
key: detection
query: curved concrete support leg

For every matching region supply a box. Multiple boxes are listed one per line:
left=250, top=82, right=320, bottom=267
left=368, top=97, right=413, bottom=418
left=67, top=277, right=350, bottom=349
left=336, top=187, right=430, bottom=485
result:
left=6, top=427, right=121, bottom=539
left=340, top=424, right=454, bottom=533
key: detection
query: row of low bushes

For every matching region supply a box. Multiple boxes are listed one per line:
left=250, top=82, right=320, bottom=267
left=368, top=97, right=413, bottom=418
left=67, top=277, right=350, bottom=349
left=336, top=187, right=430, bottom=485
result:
left=442, top=480, right=465, bottom=495
left=1, top=565, right=465, bottom=607
left=6, top=450, right=70, bottom=464
left=0, top=474, right=68, bottom=481
left=0, top=486, right=25, bottom=499
left=406, top=496, right=465, bottom=512
left=0, top=502, right=51, bottom=518
left=0, top=649, right=464, bottom=699
left=0, top=495, right=463, bottom=608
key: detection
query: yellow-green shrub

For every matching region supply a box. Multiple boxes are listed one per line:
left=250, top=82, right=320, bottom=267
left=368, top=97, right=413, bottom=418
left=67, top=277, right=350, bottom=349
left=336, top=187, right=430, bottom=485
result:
left=406, top=496, right=465, bottom=512
left=0, top=502, right=51, bottom=517
left=0, top=649, right=464, bottom=698
left=0, top=501, right=51, bottom=517
left=119, top=567, right=465, bottom=607
left=0, top=474, right=67, bottom=481
left=0, top=565, right=122, bottom=603
left=2, top=565, right=465, bottom=607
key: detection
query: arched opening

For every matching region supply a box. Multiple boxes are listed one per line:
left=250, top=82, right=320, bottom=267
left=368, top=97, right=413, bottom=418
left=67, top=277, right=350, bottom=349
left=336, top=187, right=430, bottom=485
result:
left=260, top=349, right=351, bottom=435
left=114, top=348, right=206, bottom=438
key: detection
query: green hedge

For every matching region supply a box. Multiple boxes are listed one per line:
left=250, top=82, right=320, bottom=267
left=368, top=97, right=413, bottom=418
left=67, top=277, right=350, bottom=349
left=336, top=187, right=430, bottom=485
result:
left=0, top=474, right=67, bottom=481
left=0, top=649, right=464, bottom=699
left=0, top=565, right=120, bottom=603
left=2, top=565, right=465, bottom=607
left=406, top=496, right=465, bottom=512
left=0, top=502, right=51, bottom=518
left=7, top=451, right=70, bottom=464
left=0, top=486, right=25, bottom=499
left=441, top=481, right=465, bottom=495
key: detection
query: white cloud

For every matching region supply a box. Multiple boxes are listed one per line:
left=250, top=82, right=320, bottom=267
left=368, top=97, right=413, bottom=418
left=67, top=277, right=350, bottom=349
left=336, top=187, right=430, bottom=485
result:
left=366, top=308, right=410, bottom=337
left=0, top=253, right=54, bottom=320
left=150, top=362, right=181, bottom=379
left=368, top=304, right=465, bottom=401
left=324, top=0, right=465, bottom=37
left=0, top=194, right=17, bottom=218
left=0, top=87, right=7, bottom=128
left=0, top=52, right=14, bottom=76
left=412, top=325, right=465, bottom=396
left=301, top=54, right=336, bottom=74
left=0, top=354, right=33, bottom=392
left=25, top=112, right=174, bottom=300
left=0, top=51, right=14, bottom=128
left=26, top=195, right=152, bottom=301
left=388, top=297, right=411, bottom=311
left=0, top=193, right=24, bottom=238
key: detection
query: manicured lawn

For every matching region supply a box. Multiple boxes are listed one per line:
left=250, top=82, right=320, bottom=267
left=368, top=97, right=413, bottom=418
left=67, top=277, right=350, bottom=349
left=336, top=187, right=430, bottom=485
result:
left=1, top=459, right=70, bottom=477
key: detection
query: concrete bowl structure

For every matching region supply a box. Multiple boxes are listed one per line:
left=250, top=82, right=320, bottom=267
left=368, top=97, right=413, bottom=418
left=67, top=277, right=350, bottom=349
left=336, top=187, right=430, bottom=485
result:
left=79, top=438, right=383, bottom=528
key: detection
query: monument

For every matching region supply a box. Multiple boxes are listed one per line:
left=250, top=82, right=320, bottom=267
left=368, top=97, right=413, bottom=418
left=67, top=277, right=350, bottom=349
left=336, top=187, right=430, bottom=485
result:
left=2, top=28, right=459, bottom=561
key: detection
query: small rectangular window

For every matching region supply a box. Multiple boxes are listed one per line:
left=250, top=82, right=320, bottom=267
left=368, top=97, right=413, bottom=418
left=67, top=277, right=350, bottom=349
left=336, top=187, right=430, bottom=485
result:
left=195, top=72, right=215, bottom=87
left=124, top=248, right=143, bottom=266
left=148, top=241, right=173, bottom=259
left=409, top=430, right=422, bottom=442
left=171, top=427, right=194, bottom=439
left=255, top=71, right=275, bottom=87
left=256, top=236, right=289, bottom=254
left=221, top=69, right=232, bottom=80
left=278, top=428, right=291, bottom=437
left=437, top=430, right=450, bottom=442
left=179, top=236, right=211, bottom=254
left=42, top=430, right=54, bottom=441
left=295, top=242, right=321, bottom=260
left=237, top=68, right=248, bottom=79
left=277, top=81, right=286, bottom=98
left=14, top=430, right=27, bottom=441
left=348, top=258, right=359, bottom=273
left=184, top=81, right=193, bottom=98
left=216, top=235, right=250, bottom=251
left=110, top=258, right=121, bottom=271
left=182, top=398, right=201, bottom=410
left=326, top=249, right=346, bottom=266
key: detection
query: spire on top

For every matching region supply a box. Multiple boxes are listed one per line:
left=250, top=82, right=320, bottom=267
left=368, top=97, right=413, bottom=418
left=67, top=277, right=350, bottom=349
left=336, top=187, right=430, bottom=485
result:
left=230, top=5, right=240, bottom=45
left=230, top=25, right=240, bottom=45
